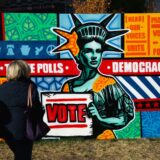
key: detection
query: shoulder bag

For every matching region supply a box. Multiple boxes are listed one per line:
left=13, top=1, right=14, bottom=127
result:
left=25, top=83, right=50, bottom=141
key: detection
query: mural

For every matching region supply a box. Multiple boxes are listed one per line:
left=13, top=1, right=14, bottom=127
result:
left=0, top=13, right=160, bottom=140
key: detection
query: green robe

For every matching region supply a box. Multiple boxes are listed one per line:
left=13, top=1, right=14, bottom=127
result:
left=62, top=75, right=134, bottom=138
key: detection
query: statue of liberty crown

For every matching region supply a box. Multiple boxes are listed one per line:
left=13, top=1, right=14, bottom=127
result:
left=76, top=25, right=107, bottom=41
left=51, top=14, right=129, bottom=55
left=71, top=14, right=129, bottom=50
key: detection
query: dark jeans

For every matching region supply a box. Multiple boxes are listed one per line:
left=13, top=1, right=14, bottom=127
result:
left=6, top=139, right=33, bottom=160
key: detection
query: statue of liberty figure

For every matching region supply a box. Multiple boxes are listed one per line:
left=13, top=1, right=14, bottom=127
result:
left=51, top=14, right=134, bottom=139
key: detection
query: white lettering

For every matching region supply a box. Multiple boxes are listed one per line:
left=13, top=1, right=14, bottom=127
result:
left=112, top=61, right=160, bottom=73
left=37, top=63, right=64, bottom=74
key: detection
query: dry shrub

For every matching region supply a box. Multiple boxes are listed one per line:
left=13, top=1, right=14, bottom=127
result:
left=72, top=0, right=110, bottom=13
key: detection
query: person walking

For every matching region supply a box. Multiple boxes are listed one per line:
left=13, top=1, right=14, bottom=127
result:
left=0, top=60, right=41, bottom=160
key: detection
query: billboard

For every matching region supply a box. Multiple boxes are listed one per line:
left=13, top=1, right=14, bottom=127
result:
left=0, top=13, right=159, bottom=139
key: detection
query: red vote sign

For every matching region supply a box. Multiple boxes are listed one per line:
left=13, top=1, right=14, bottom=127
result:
left=41, top=93, right=93, bottom=137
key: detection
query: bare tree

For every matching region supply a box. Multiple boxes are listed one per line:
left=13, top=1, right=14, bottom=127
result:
left=72, top=0, right=110, bottom=13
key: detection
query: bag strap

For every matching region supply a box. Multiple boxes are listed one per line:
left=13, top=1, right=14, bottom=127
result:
left=27, top=83, right=33, bottom=108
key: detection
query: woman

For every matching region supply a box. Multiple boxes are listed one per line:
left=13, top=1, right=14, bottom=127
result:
left=0, top=60, right=41, bottom=160
left=56, top=15, right=135, bottom=139
left=62, top=38, right=134, bottom=139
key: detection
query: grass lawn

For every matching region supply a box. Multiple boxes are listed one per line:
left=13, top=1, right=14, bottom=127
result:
left=0, top=139, right=160, bottom=160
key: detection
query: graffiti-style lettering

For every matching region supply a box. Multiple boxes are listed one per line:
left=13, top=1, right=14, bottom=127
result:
left=37, top=63, right=63, bottom=73
left=112, top=61, right=160, bottom=73
left=68, top=104, right=77, bottom=122
left=46, top=103, right=87, bottom=123
left=46, top=104, right=58, bottom=122
left=78, top=104, right=86, bottom=122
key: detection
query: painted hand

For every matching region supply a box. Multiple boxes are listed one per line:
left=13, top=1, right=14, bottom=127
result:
left=88, top=102, right=101, bottom=120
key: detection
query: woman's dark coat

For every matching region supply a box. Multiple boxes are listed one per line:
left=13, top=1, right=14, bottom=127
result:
left=0, top=80, right=40, bottom=140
